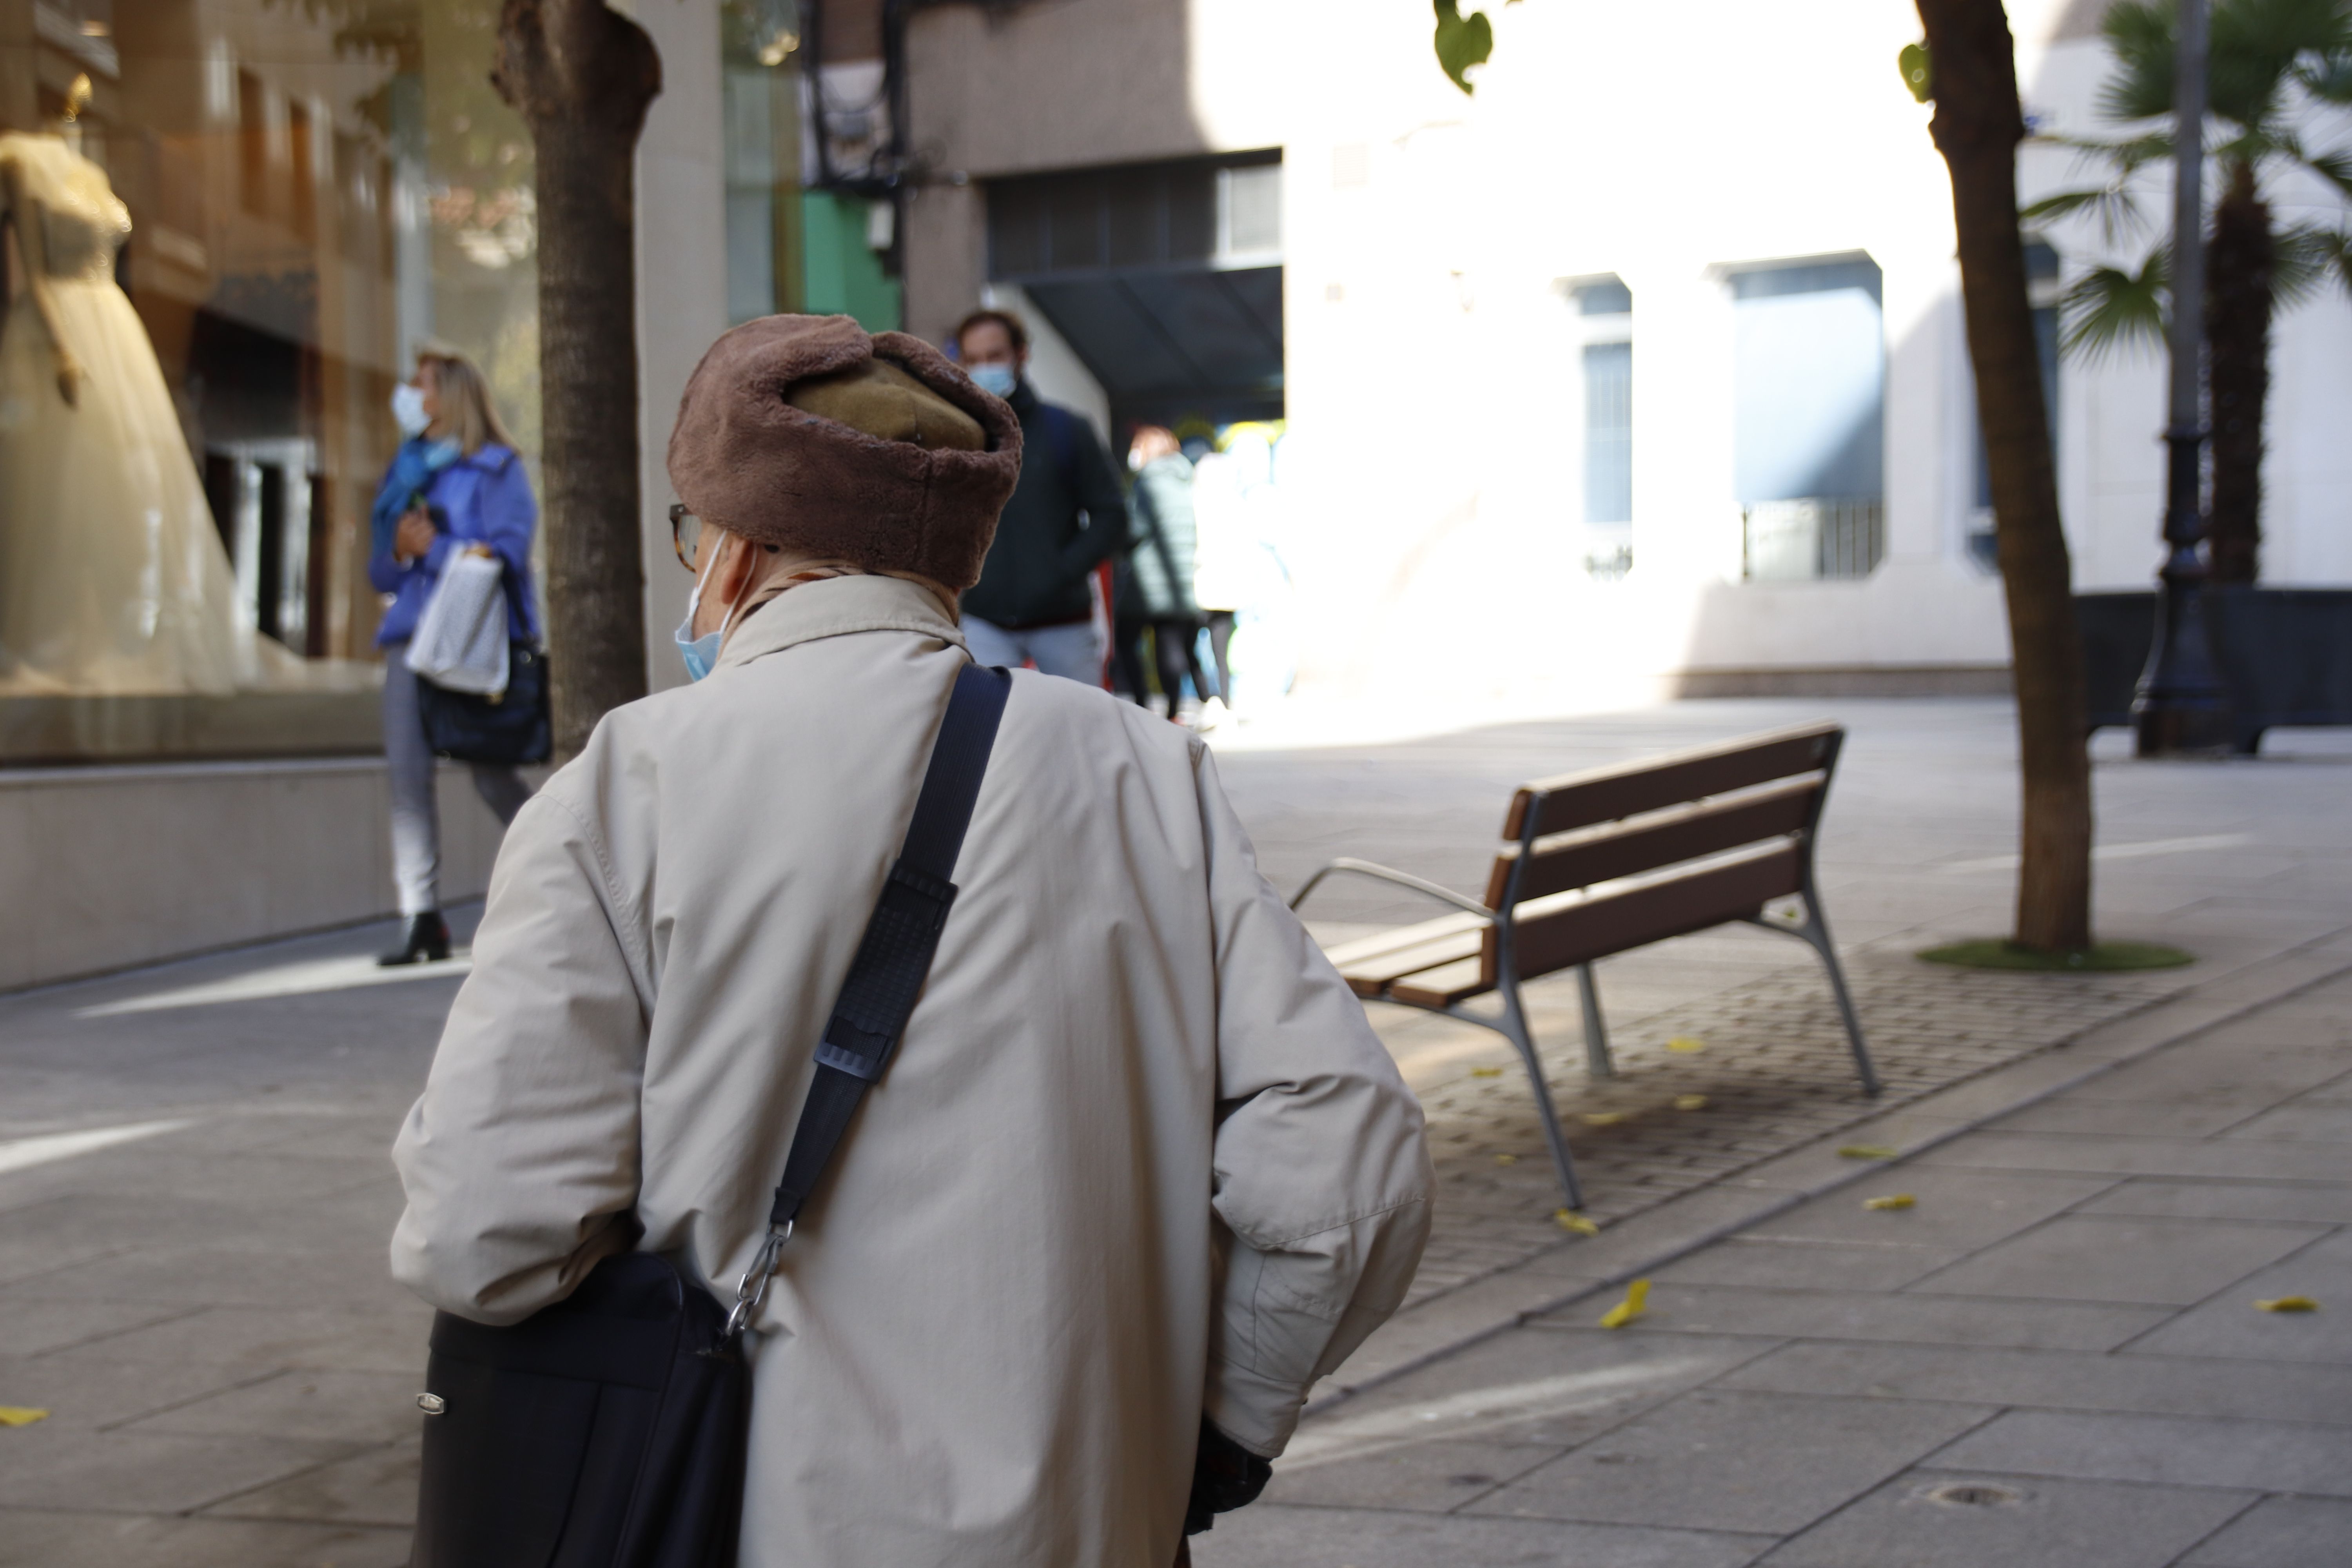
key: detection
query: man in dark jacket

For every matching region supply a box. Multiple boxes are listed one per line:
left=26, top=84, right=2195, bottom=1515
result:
left=953, top=309, right=1129, bottom=682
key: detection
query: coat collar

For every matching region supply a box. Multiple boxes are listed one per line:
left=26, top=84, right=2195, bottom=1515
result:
left=713, top=573, right=967, bottom=673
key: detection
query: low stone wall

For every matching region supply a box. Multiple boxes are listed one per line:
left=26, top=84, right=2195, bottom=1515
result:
left=0, top=757, right=507, bottom=991
left=0, top=691, right=383, bottom=766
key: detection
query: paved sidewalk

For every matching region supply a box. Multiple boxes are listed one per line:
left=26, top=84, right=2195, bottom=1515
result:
left=1200, top=955, right=2352, bottom=1568
left=0, top=697, right=2346, bottom=1564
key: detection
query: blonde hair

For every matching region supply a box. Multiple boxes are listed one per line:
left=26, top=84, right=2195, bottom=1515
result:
left=417, top=347, right=516, bottom=456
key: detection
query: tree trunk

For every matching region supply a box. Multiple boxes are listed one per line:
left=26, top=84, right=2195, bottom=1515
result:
left=493, top=0, right=661, bottom=758
left=2205, top=159, right=2270, bottom=587
left=1915, top=0, right=2094, bottom=952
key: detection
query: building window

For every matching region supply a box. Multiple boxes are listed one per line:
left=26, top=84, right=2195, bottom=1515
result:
left=1730, top=256, right=1886, bottom=581
left=1563, top=274, right=1633, bottom=578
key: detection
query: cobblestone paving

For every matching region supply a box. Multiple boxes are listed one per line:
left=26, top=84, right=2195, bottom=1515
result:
left=1388, top=949, right=2188, bottom=1305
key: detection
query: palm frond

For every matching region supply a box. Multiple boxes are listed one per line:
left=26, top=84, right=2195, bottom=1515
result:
left=2299, top=145, right=2352, bottom=200
left=2299, top=50, right=2352, bottom=104
left=2022, top=181, right=2157, bottom=248
left=2099, top=1, right=2180, bottom=122
left=2209, top=0, right=2352, bottom=127
left=2273, top=222, right=2337, bottom=306
left=2278, top=223, right=2352, bottom=302
left=2060, top=252, right=2173, bottom=364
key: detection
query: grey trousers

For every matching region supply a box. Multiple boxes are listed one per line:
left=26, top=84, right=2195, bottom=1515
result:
left=383, top=645, right=534, bottom=916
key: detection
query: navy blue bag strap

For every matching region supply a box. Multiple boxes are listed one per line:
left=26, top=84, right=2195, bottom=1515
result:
left=728, top=663, right=1011, bottom=1334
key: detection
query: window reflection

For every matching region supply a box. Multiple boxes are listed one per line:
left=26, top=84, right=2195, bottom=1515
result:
left=2, top=0, right=537, bottom=678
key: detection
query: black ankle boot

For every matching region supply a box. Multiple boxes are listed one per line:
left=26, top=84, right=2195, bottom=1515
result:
left=379, top=911, right=452, bottom=967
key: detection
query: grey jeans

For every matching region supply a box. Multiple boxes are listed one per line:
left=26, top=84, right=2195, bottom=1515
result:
left=383, top=645, right=533, bottom=916
left=960, top=615, right=1104, bottom=684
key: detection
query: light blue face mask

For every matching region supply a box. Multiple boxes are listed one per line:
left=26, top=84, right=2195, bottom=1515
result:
left=967, top=362, right=1017, bottom=398
left=673, top=554, right=739, bottom=682
left=391, top=382, right=432, bottom=438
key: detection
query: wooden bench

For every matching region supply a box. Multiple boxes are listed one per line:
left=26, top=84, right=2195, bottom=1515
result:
left=1292, top=722, right=1878, bottom=1209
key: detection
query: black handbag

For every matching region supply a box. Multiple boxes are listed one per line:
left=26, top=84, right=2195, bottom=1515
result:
left=410, top=663, right=1013, bottom=1568
left=417, top=640, right=552, bottom=768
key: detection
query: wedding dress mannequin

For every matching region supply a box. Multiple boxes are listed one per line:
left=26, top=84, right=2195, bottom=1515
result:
left=0, top=129, right=310, bottom=694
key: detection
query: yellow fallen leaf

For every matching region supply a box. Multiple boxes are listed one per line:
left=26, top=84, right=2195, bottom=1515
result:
left=2255, top=1296, right=2318, bottom=1312
left=1838, top=1145, right=1900, bottom=1160
left=1598, top=1278, right=1650, bottom=1329
left=1581, top=1112, right=1625, bottom=1127
left=1863, top=1194, right=1916, bottom=1211
left=0, top=1407, right=48, bottom=1427
left=1674, top=1094, right=1708, bottom=1111
left=1666, top=1036, right=1707, bottom=1053
left=1494, top=1153, right=1518, bottom=1166
left=1470, top=1066, right=1504, bottom=1078
left=1554, top=1209, right=1599, bottom=1236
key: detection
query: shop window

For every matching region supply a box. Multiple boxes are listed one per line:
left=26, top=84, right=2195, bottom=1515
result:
left=2, top=0, right=541, bottom=697
left=1730, top=255, right=1886, bottom=581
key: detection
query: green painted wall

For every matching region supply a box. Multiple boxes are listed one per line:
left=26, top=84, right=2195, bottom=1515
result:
left=800, top=193, right=903, bottom=332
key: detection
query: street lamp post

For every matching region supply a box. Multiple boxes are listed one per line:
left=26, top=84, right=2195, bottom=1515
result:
left=2132, top=0, right=2232, bottom=756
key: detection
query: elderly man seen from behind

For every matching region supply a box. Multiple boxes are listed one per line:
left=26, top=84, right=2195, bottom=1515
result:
left=390, top=313, right=1431, bottom=1567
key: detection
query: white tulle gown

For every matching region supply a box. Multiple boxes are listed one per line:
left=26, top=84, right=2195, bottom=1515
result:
left=0, top=131, right=309, bottom=695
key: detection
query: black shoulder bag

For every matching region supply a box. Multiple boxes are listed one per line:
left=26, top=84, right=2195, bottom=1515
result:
left=409, top=663, right=1011, bottom=1568
left=417, top=641, right=552, bottom=768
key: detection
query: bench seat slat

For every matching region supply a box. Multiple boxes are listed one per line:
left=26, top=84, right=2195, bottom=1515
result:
left=1387, top=956, right=1490, bottom=1009
left=1495, top=840, right=1806, bottom=980
left=1325, top=913, right=1487, bottom=1000
left=1485, top=775, right=1823, bottom=907
left=1504, top=723, right=1839, bottom=840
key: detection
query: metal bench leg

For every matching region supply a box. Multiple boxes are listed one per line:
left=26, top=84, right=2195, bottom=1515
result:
left=1793, top=897, right=1880, bottom=1096
left=1494, top=972, right=1584, bottom=1211
left=1576, top=963, right=1614, bottom=1080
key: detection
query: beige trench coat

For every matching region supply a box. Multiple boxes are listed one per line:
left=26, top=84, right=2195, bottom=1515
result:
left=391, top=575, right=1431, bottom=1568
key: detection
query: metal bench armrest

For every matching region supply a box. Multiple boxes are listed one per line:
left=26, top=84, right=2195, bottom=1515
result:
left=1289, top=858, right=1498, bottom=922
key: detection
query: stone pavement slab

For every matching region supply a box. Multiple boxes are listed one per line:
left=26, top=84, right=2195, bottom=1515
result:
left=2181, top=1495, right=2352, bottom=1567
left=1715, top=1341, right=2352, bottom=1425
left=1464, top=1388, right=1991, bottom=1534
left=1904, top=1214, right=2329, bottom=1306
left=1193, top=1507, right=1771, bottom=1568
left=1751, top=1469, right=2254, bottom=1568
left=1928, top=1409, right=2352, bottom=1496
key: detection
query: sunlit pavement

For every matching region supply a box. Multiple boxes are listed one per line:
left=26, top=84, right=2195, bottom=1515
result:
left=1196, top=961, right=2352, bottom=1568
left=2, top=696, right=2348, bottom=1564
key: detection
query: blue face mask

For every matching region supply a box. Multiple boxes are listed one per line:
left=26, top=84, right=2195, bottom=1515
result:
left=391, top=382, right=432, bottom=438
left=967, top=362, right=1017, bottom=398
left=675, top=617, right=722, bottom=683
left=673, top=554, right=739, bottom=682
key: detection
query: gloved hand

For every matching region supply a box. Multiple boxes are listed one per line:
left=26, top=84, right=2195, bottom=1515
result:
left=1182, top=1418, right=1272, bottom=1536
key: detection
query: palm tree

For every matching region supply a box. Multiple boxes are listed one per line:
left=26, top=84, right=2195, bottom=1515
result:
left=2026, top=0, right=2352, bottom=584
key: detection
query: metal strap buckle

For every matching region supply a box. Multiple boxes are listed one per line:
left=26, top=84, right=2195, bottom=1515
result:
left=724, top=1220, right=793, bottom=1339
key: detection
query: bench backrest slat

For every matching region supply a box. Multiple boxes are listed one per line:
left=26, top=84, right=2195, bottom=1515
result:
left=1503, top=723, right=1842, bottom=842
left=1484, top=774, right=1824, bottom=908
left=1488, top=841, right=1806, bottom=981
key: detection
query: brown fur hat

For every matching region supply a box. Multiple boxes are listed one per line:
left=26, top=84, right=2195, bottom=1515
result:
left=665, top=314, right=1022, bottom=591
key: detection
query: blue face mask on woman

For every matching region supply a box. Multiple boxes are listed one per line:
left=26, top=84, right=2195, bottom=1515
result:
left=673, top=550, right=746, bottom=682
